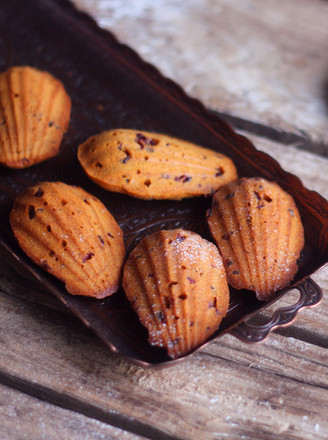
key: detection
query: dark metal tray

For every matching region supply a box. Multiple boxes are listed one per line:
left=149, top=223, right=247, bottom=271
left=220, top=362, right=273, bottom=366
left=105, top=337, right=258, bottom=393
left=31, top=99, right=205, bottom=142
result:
left=0, top=0, right=326, bottom=367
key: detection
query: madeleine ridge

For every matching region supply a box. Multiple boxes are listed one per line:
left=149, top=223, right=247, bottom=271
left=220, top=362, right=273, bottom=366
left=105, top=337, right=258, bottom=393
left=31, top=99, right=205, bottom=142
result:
left=77, top=129, right=238, bottom=200
left=0, top=66, right=71, bottom=168
left=123, top=229, right=230, bottom=359
left=10, top=182, right=125, bottom=298
left=207, top=177, right=305, bottom=301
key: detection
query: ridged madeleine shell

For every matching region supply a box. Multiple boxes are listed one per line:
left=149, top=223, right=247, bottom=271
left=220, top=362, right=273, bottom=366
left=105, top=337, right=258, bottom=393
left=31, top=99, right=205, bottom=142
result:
left=10, top=182, right=125, bottom=298
left=0, top=66, right=71, bottom=169
left=207, top=178, right=304, bottom=301
left=123, top=229, right=230, bottom=359
left=78, top=129, right=238, bottom=200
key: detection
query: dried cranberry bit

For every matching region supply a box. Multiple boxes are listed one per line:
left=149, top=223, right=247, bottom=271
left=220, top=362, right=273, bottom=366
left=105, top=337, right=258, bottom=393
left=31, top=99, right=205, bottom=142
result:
left=28, top=205, right=36, bottom=220
left=122, top=149, right=132, bottom=164
left=232, top=270, right=240, bottom=275
left=254, top=191, right=261, bottom=200
left=225, top=192, right=235, bottom=200
left=95, top=161, right=104, bottom=168
left=107, top=232, right=114, bottom=238
left=82, top=252, right=95, bottom=263
left=226, top=260, right=233, bottom=267
left=48, top=121, right=54, bottom=127
left=187, top=277, right=196, bottom=284
left=174, top=175, right=192, bottom=183
left=221, top=233, right=230, bottom=241
left=164, top=296, right=171, bottom=309
left=176, top=233, right=186, bottom=242
left=34, top=188, right=44, bottom=197
left=136, top=133, right=159, bottom=149
left=157, top=311, right=166, bottom=323
left=98, top=235, right=104, bottom=246
left=215, top=167, right=224, bottom=177
left=179, top=293, right=187, bottom=300
left=263, top=194, right=272, bottom=203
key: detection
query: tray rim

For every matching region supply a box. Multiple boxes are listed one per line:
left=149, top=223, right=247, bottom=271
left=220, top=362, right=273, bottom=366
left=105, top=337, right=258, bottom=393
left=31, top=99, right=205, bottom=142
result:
left=0, top=0, right=327, bottom=367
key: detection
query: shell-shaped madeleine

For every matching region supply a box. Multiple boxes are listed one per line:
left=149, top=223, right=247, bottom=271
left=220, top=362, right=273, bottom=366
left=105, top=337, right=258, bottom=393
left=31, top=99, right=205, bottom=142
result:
left=0, top=66, right=71, bottom=169
left=78, top=129, right=238, bottom=200
left=123, top=229, right=230, bottom=359
left=207, top=178, right=304, bottom=301
left=10, top=182, right=125, bottom=298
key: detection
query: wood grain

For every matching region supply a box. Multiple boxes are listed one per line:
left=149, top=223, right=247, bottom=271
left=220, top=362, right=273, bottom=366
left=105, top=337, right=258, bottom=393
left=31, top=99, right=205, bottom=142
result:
left=73, top=0, right=328, bottom=148
left=0, top=277, right=327, bottom=440
left=0, top=382, right=146, bottom=440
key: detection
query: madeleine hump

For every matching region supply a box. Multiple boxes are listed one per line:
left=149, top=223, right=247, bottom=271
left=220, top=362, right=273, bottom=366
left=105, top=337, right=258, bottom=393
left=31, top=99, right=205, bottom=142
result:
left=207, top=177, right=305, bottom=301
left=77, top=129, right=238, bottom=200
left=123, top=229, right=230, bottom=359
left=0, top=66, right=71, bottom=168
left=10, top=182, right=125, bottom=298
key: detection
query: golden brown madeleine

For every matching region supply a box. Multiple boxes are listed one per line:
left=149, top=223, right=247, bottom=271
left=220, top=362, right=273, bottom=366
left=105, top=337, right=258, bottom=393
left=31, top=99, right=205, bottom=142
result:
left=123, top=229, right=230, bottom=359
left=10, top=182, right=124, bottom=298
left=207, top=177, right=304, bottom=301
left=0, top=66, right=71, bottom=168
left=77, top=129, right=238, bottom=200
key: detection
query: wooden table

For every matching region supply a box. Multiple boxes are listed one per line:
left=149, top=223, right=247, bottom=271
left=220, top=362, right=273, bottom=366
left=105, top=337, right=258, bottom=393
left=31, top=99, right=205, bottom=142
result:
left=1, top=1, right=328, bottom=439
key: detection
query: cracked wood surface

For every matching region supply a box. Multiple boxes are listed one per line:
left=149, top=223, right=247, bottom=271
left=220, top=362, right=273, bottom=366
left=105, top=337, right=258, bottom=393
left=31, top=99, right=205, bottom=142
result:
left=1, top=1, right=328, bottom=439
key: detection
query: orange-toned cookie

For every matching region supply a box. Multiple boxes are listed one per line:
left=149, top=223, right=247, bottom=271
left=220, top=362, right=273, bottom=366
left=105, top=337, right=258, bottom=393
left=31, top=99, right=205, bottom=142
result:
left=10, top=182, right=124, bottom=298
left=207, top=177, right=304, bottom=301
left=77, top=129, right=238, bottom=200
left=123, top=229, right=230, bottom=359
left=0, top=66, right=71, bottom=168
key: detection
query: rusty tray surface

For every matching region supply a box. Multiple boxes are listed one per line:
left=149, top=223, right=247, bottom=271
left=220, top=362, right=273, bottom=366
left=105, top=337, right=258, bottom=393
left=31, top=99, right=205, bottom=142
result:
left=0, top=0, right=326, bottom=366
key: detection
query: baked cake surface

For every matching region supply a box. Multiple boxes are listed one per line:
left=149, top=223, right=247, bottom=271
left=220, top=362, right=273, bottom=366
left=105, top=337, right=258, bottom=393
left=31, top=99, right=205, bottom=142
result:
left=10, top=181, right=125, bottom=298
left=123, top=228, right=230, bottom=359
left=0, top=66, right=71, bottom=168
left=207, top=177, right=304, bottom=300
left=78, top=129, right=238, bottom=200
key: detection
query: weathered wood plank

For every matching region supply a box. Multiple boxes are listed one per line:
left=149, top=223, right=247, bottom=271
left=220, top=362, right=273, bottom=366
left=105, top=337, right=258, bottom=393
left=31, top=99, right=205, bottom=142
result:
left=0, top=382, right=146, bottom=440
left=73, top=0, right=328, bottom=147
left=0, top=281, right=327, bottom=440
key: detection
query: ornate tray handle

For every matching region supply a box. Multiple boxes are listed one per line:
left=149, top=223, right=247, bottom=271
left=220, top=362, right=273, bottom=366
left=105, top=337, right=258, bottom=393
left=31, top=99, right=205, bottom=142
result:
left=230, top=278, right=323, bottom=343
